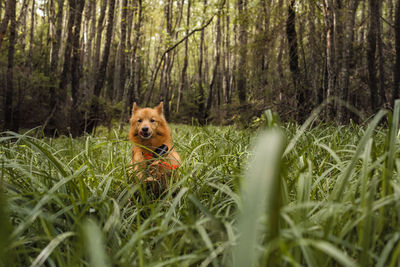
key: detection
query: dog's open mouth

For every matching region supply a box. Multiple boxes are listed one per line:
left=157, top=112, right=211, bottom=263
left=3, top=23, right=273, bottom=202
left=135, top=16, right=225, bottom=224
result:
left=139, top=131, right=152, bottom=139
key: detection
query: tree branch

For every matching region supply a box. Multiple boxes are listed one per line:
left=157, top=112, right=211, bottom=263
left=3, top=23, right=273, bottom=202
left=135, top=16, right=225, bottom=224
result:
left=147, top=0, right=226, bottom=95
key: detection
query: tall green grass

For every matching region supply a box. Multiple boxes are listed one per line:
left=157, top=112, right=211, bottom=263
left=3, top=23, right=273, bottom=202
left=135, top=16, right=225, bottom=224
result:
left=1, top=103, right=400, bottom=266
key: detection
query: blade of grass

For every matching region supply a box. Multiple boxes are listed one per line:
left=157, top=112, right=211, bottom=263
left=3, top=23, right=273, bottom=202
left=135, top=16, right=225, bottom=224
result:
left=376, top=233, right=400, bottom=267
left=359, top=138, right=373, bottom=267
left=83, top=219, right=110, bottom=267
left=331, top=110, right=386, bottom=202
left=10, top=165, right=87, bottom=239
left=384, top=99, right=400, bottom=191
left=30, top=232, right=75, bottom=267
left=233, top=130, right=285, bottom=267
left=309, top=240, right=358, bottom=267
left=161, top=187, right=188, bottom=229
left=284, top=98, right=333, bottom=157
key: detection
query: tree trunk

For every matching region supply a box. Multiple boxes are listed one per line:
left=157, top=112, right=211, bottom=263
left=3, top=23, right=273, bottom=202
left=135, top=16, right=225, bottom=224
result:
left=307, top=1, right=321, bottom=106
left=16, top=0, right=28, bottom=50
left=57, top=0, right=76, bottom=132
left=89, top=0, right=96, bottom=90
left=132, top=0, right=143, bottom=104
left=176, top=0, right=191, bottom=113
left=161, top=0, right=174, bottom=120
left=337, top=0, right=359, bottom=123
left=54, top=0, right=64, bottom=75
left=115, top=0, right=128, bottom=102
left=70, top=0, right=85, bottom=136
left=197, top=0, right=207, bottom=123
left=237, top=0, right=247, bottom=104
left=206, top=10, right=222, bottom=114
left=377, top=1, right=386, bottom=106
left=394, top=0, right=400, bottom=103
left=119, top=0, right=143, bottom=131
left=3, top=0, right=16, bottom=131
left=82, top=0, right=94, bottom=99
left=94, top=0, right=116, bottom=97
left=28, top=0, right=35, bottom=61
left=367, top=0, right=380, bottom=113
left=47, top=0, right=64, bottom=133
left=92, top=0, right=108, bottom=93
left=323, top=0, right=336, bottom=119
left=256, top=0, right=270, bottom=106
left=286, top=0, right=301, bottom=119
left=223, top=2, right=231, bottom=104
left=86, top=0, right=115, bottom=133
left=0, top=0, right=14, bottom=49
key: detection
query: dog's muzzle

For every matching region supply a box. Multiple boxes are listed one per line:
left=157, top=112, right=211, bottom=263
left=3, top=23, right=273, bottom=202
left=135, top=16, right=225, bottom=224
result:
left=140, top=127, right=152, bottom=139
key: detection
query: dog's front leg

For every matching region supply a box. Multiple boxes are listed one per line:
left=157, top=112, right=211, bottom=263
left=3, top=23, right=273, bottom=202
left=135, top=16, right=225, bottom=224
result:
left=131, top=149, right=146, bottom=181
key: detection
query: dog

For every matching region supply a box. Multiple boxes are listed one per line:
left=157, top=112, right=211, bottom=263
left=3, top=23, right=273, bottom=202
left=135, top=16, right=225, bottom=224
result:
left=128, top=102, right=180, bottom=189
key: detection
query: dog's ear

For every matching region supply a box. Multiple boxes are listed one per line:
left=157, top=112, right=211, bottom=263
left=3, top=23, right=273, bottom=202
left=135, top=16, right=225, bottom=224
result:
left=155, top=102, right=164, bottom=115
left=132, top=102, right=140, bottom=114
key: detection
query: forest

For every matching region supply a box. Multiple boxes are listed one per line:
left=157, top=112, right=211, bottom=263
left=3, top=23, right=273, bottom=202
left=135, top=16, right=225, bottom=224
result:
left=3, top=1, right=400, bottom=266
left=1, top=0, right=399, bottom=134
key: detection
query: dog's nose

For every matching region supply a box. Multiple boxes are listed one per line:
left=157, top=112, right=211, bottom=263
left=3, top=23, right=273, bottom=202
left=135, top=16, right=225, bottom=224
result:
left=142, top=127, right=149, bottom=132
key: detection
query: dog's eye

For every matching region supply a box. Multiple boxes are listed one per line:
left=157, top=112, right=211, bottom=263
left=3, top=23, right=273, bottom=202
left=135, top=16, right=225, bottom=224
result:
left=150, top=119, right=155, bottom=123
left=138, top=119, right=142, bottom=123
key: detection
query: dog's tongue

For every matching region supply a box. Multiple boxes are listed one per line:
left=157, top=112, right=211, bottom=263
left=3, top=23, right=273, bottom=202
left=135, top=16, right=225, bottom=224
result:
left=140, top=131, right=150, bottom=138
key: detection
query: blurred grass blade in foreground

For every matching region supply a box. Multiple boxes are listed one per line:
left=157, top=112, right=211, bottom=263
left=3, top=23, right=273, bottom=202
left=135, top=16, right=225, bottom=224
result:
left=83, top=219, right=110, bottom=267
left=0, top=190, right=13, bottom=267
left=233, top=129, right=285, bottom=267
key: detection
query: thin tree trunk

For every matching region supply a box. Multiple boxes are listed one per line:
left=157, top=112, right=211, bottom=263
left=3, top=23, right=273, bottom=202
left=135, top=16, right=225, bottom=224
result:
left=388, top=0, right=394, bottom=52
left=93, top=0, right=108, bottom=93
left=176, top=0, right=191, bottom=113
left=4, top=0, right=16, bottom=131
left=259, top=0, right=270, bottom=106
left=58, top=0, right=76, bottom=121
left=286, top=0, right=301, bottom=119
left=307, top=1, right=321, bottom=106
left=93, top=0, right=116, bottom=97
left=82, top=0, right=93, bottom=99
left=132, top=0, right=143, bottom=104
left=223, top=2, right=231, bottom=104
left=367, top=0, right=380, bottom=112
left=206, top=10, right=222, bottom=114
left=119, top=0, right=142, bottom=131
left=377, top=1, right=386, bottom=106
left=393, top=0, right=400, bottom=103
left=197, top=0, right=207, bottom=123
left=359, top=0, right=367, bottom=43
left=16, top=0, right=29, bottom=49
left=323, top=0, right=336, bottom=119
left=87, top=0, right=115, bottom=133
left=89, top=0, right=96, bottom=85
left=70, top=0, right=85, bottom=136
left=237, top=0, right=247, bottom=104
left=28, top=0, right=35, bottom=60
left=337, top=0, right=359, bottom=123
left=50, top=0, right=64, bottom=82
left=47, top=0, right=64, bottom=133
left=0, top=0, right=14, bottom=49
left=116, top=0, right=127, bottom=102
left=389, top=0, right=394, bottom=25
left=162, top=0, right=174, bottom=120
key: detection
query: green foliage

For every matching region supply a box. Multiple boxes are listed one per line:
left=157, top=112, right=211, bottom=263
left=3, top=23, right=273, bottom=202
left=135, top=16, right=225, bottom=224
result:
left=1, top=104, right=400, bottom=265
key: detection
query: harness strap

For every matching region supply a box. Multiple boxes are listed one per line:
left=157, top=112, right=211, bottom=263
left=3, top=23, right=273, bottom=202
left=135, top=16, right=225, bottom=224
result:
left=142, top=144, right=179, bottom=170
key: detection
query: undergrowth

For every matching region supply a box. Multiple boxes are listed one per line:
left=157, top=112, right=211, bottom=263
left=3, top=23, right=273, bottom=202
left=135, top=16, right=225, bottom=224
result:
left=1, top=103, right=400, bottom=266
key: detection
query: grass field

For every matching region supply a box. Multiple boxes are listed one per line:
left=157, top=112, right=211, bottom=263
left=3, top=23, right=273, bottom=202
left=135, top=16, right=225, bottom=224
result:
left=1, top=106, right=400, bottom=266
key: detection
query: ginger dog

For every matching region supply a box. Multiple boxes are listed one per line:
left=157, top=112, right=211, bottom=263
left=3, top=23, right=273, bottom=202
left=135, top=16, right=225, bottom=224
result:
left=128, top=102, right=180, bottom=186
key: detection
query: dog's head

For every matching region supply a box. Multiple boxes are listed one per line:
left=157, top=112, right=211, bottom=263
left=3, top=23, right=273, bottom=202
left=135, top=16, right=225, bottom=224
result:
left=129, top=102, right=167, bottom=141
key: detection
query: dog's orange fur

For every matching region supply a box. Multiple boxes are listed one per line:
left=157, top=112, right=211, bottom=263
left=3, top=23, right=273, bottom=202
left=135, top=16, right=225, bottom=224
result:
left=128, top=102, right=180, bottom=183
